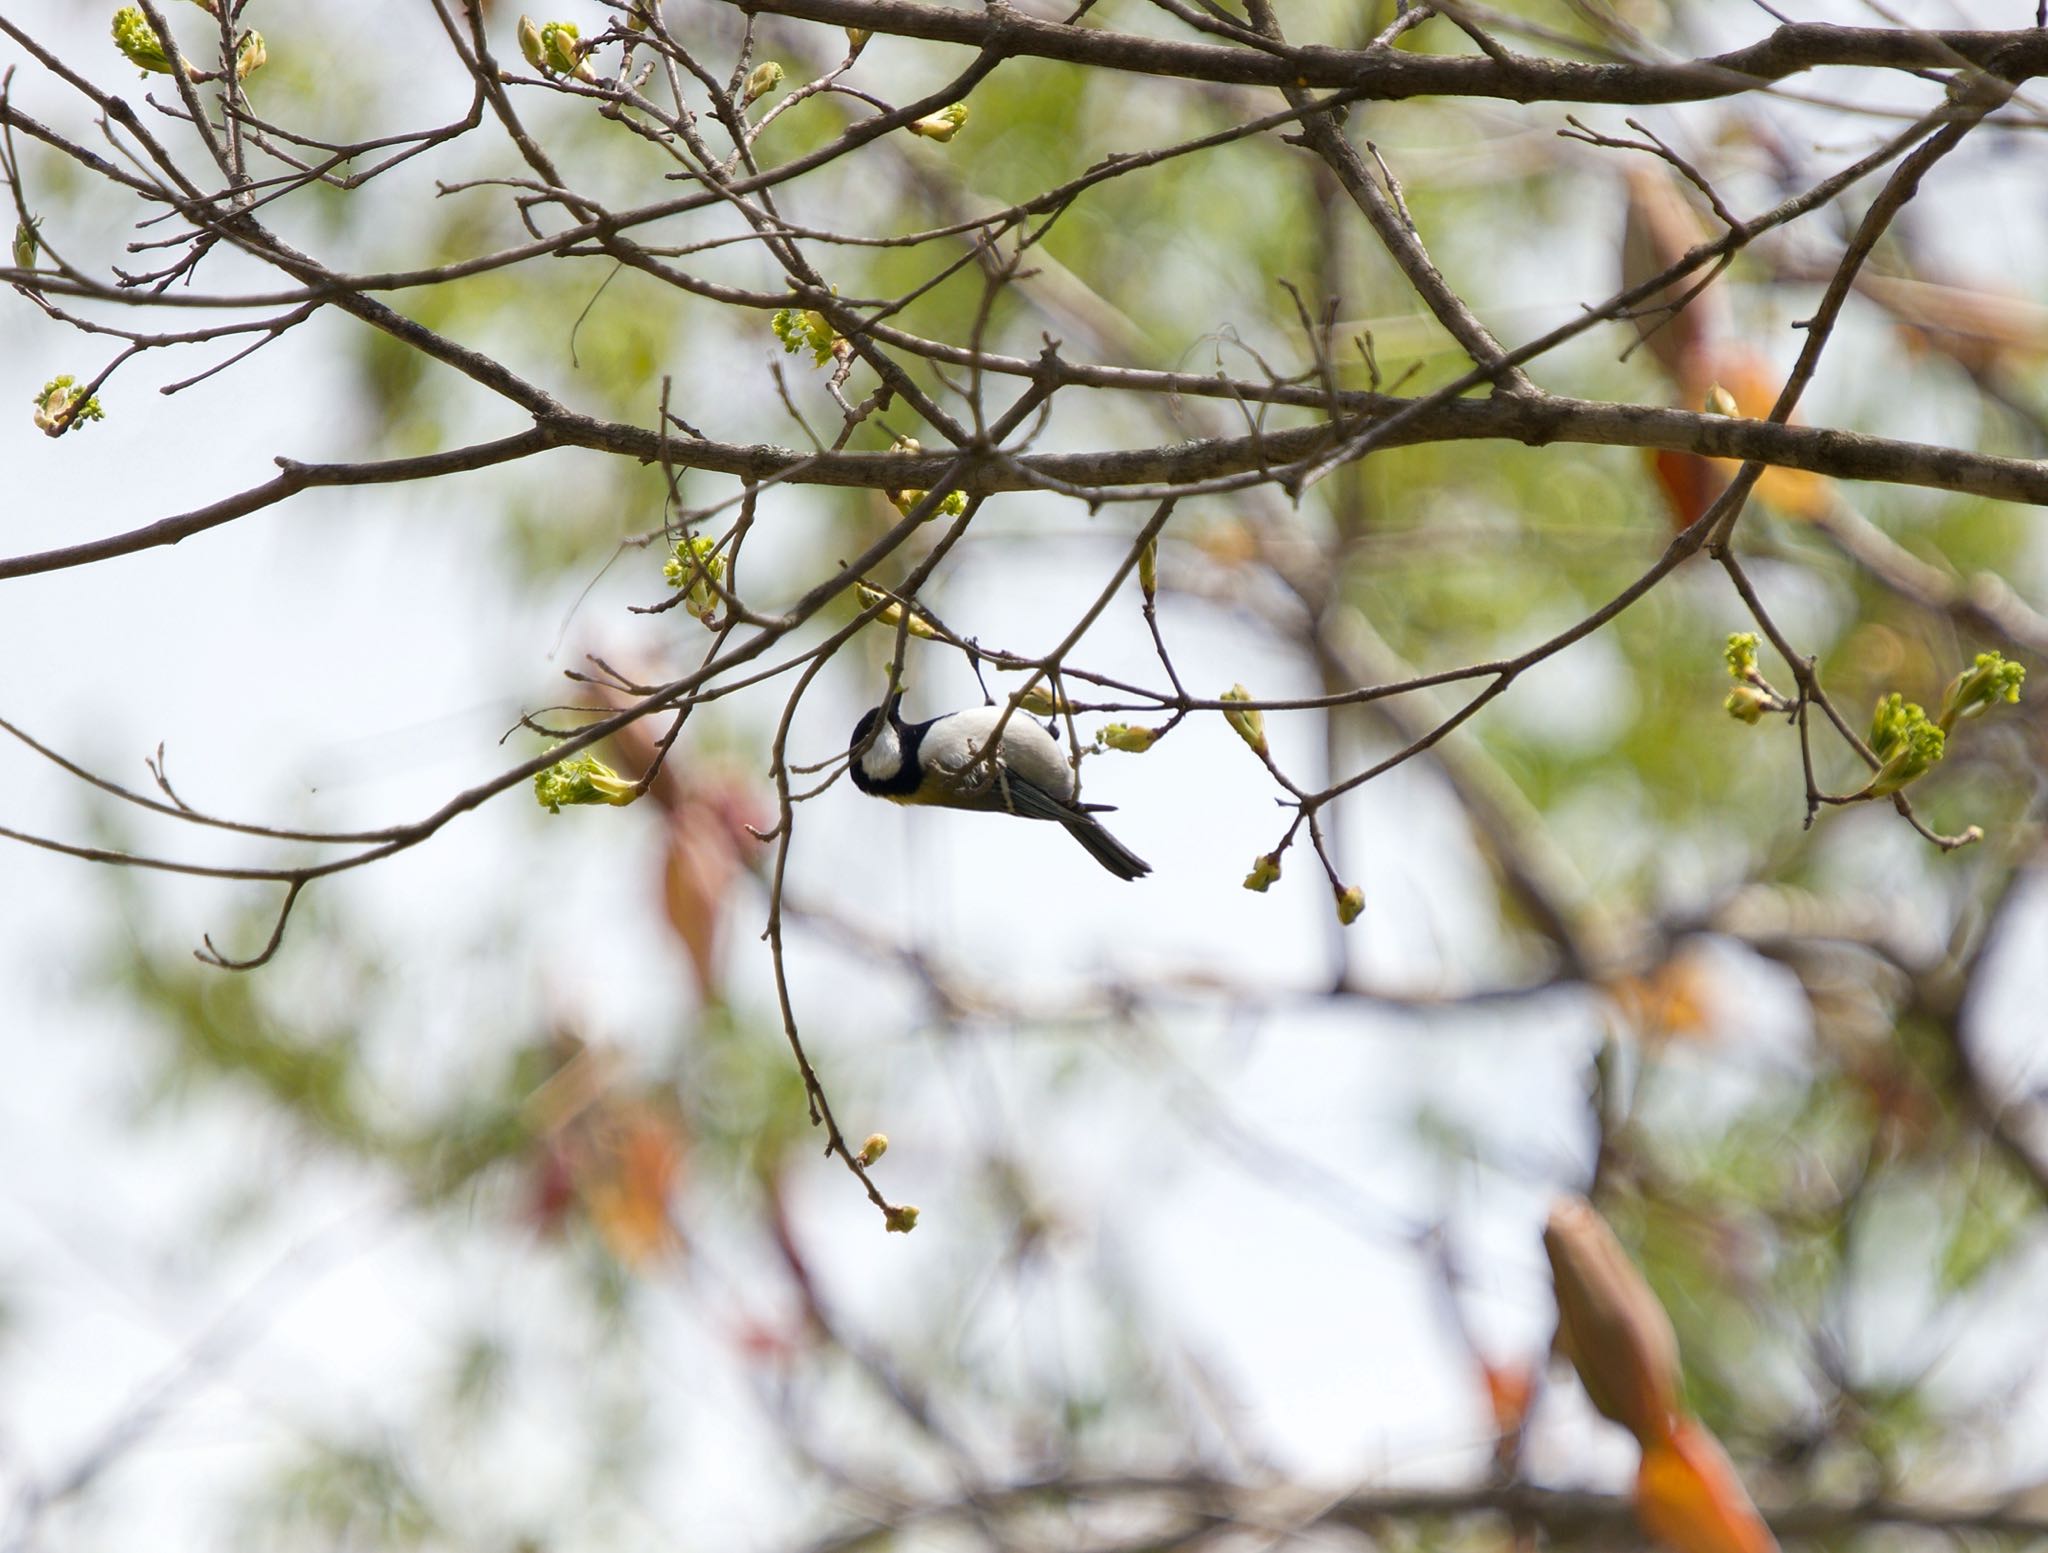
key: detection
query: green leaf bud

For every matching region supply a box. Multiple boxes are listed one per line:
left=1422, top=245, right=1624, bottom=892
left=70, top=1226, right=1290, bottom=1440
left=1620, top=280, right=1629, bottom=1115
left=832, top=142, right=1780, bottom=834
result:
left=1723, top=685, right=1770, bottom=724
left=1702, top=384, right=1739, bottom=418
left=517, top=14, right=547, bottom=70
left=854, top=582, right=939, bottom=640
left=1221, top=684, right=1267, bottom=757
left=743, top=60, right=784, bottom=107
left=13, top=217, right=40, bottom=272
left=846, top=27, right=870, bottom=52
left=235, top=29, right=266, bottom=79
left=534, top=754, right=639, bottom=812
left=883, top=1203, right=920, bottom=1233
left=1137, top=536, right=1158, bottom=602
left=857, top=1133, right=888, bottom=1166
left=906, top=103, right=968, bottom=142
left=1097, top=723, right=1159, bottom=754
left=1334, top=884, right=1364, bottom=925
left=1242, top=852, right=1282, bottom=892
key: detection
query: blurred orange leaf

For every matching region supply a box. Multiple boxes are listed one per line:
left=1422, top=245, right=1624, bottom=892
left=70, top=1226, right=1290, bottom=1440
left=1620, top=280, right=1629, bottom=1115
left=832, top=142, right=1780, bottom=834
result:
left=1605, top=953, right=1715, bottom=1042
left=1635, top=1416, right=1779, bottom=1553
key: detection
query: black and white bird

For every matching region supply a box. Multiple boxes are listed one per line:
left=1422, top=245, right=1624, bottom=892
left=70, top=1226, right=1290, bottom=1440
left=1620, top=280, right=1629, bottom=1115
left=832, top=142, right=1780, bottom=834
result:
left=848, top=696, right=1151, bottom=880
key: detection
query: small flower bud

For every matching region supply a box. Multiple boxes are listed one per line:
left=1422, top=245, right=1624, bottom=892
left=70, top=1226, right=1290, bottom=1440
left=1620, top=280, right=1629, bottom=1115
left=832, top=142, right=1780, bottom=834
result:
left=32, top=375, right=105, bottom=436
left=629, top=0, right=656, bottom=30
left=1334, top=884, right=1364, bottom=925
left=111, top=6, right=178, bottom=74
left=845, top=26, right=870, bottom=52
left=1702, top=383, right=1740, bottom=418
left=1544, top=1195, right=1683, bottom=1447
left=1723, top=685, right=1770, bottom=724
left=1098, top=723, right=1159, bottom=754
left=1242, top=852, right=1281, bottom=893
left=1220, top=684, right=1267, bottom=757
left=857, top=1133, right=888, bottom=1166
left=534, top=754, right=639, bottom=812
left=743, top=60, right=784, bottom=107
left=906, top=103, right=969, bottom=142
left=1137, top=536, right=1158, bottom=602
left=883, top=1203, right=920, bottom=1233
left=13, top=217, right=40, bottom=272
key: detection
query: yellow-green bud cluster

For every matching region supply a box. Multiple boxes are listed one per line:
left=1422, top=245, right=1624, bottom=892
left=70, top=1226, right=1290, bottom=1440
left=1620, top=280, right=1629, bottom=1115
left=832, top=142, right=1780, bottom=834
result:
left=1724, top=632, right=1758, bottom=681
left=520, top=17, right=595, bottom=81
left=663, top=534, right=727, bottom=621
left=13, top=217, right=41, bottom=272
left=771, top=306, right=839, bottom=366
left=235, top=29, right=266, bottom=80
left=112, top=6, right=178, bottom=74
left=1334, top=884, right=1365, bottom=925
left=906, top=103, right=968, bottom=142
left=1097, top=723, right=1160, bottom=754
left=1221, top=684, right=1267, bottom=757
left=1938, top=650, right=2025, bottom=732
left=883, top=1203, right=919, bottom=1233
left=534, top=754, right=639, bottom=812
left=1865, top=692, right=1945, bottom=797
left=33, top=375, right=105, bottom=436
left=857, top=1133, right=888, bottom=1166
left=743, top=61, right=784, bottom=107
left=1243, top=852, right=1282, bottom=892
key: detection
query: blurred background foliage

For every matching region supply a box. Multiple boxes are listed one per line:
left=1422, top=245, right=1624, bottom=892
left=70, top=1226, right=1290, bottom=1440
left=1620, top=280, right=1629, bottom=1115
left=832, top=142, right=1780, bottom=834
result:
left=5, top=0, right=2048, bottom=1550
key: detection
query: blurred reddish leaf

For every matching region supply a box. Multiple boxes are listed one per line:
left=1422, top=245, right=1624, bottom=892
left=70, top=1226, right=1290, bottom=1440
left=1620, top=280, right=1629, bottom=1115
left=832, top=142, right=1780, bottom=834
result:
left=1545, top=1195, right=1683, bottom=1448
left=1622, top=165, right=1724, bottom=391
left=520, top=1036, right=688, bottom=1267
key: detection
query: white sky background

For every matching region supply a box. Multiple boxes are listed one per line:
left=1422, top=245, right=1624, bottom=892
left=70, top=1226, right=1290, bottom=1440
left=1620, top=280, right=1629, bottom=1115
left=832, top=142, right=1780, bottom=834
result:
left=3, top=1, right=2048, bottom=1549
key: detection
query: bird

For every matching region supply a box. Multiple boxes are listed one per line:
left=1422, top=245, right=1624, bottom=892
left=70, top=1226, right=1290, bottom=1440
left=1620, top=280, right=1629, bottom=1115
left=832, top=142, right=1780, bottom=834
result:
left=847, top=695, right=1151, bottom=880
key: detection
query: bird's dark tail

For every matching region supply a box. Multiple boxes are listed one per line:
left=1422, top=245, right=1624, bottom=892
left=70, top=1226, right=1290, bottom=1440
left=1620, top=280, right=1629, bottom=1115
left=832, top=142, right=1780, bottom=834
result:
left=1060, top=811, right=1151, bottom=880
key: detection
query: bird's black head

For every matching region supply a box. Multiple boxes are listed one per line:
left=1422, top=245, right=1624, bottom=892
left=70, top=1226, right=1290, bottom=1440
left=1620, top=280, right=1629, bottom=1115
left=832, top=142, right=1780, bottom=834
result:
left=848, top=695, right=920, bottom=797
